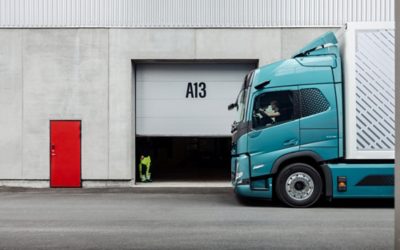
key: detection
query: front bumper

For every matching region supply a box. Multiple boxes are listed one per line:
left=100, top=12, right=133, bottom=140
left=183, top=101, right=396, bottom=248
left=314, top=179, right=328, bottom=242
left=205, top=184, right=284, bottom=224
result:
left=234, top=184, right=273, bottom=199
left=231, top=155, right=273, bottom=199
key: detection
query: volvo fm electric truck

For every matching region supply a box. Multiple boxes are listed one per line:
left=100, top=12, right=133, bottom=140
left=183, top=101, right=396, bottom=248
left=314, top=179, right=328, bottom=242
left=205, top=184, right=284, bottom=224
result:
left=229, top=23, right=394, bottom=207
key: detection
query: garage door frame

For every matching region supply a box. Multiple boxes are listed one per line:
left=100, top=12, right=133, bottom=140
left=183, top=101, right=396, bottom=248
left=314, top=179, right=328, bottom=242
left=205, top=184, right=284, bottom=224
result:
left=131, top=59, right=258, bottom=183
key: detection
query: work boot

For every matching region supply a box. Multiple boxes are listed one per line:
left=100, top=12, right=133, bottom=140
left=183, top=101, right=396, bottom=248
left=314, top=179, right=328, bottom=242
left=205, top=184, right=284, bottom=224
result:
left=146, top=174, right=151, bottom=181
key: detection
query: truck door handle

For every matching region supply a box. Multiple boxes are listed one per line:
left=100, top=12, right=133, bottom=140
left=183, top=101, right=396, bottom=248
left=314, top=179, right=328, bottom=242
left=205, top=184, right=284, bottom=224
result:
left=283, top=139, right=298, bottom=146
left=249, top=131, right=262, bottom=138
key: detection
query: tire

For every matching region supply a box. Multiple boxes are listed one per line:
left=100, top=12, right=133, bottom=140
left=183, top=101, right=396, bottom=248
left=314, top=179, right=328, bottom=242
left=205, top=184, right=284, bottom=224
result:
left=275, top=163, right=323, bottom=208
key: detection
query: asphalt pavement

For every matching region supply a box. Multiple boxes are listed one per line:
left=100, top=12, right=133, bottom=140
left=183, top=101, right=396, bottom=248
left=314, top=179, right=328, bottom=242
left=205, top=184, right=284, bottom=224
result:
left=0, top=187, right=394, bottom=250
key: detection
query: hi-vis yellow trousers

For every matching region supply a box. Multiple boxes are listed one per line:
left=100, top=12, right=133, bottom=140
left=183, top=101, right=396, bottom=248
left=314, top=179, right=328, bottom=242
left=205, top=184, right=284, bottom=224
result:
left=139, top=156, right=151, bottom=182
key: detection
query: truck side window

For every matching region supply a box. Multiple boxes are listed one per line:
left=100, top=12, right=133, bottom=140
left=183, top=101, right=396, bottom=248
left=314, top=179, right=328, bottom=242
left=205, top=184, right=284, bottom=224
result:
left=300, top=88, right=330, bottom=117
left=252, top=90, right=299, bottom=129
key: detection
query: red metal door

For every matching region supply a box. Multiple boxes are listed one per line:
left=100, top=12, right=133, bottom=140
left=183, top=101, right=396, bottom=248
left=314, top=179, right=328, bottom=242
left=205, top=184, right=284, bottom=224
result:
left=50, top=121, right=81, bottom=188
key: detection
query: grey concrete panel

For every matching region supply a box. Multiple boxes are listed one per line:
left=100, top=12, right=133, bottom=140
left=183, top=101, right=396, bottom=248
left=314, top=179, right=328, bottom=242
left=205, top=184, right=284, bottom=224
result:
left=76, top=29, right=109, bottom=179
left=130, top=65, right=136, bottom=182
left=0, top=30, right=23, bottom=178
left=108, top=31, right=134, bottom=180
left=22, top=29, right=109, bottom=179
left=110, top=29, right=196, bottom=60
left=281, top=28, right=339, bottom=59
left=195, top=29, right=282, bottom=66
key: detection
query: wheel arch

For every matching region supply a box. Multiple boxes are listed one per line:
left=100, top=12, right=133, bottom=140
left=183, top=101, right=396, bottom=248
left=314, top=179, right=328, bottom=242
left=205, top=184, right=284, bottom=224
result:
left=271, top=151, right=332, bottom=198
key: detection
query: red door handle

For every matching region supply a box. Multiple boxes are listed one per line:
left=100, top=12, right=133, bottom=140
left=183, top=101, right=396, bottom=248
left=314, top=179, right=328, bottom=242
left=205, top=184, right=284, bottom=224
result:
left=51, top=144, right=56, bottom=156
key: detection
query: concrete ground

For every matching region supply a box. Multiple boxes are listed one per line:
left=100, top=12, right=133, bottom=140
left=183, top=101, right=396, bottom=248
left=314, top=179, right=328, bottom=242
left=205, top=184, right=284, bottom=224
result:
left=0, top=187, right=394, bottom=250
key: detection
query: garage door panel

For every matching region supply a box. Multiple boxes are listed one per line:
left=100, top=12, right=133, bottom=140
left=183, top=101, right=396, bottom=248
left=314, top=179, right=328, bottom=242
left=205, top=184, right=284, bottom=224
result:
left=136, top=81, right=243, bottom=100
left=137, top=99, right=237, bottom=118
left=137, top=117, right=233, bottom=136
left=136, top=63, right=255, bottom=136
left=136, top=63, right=254, bottom=82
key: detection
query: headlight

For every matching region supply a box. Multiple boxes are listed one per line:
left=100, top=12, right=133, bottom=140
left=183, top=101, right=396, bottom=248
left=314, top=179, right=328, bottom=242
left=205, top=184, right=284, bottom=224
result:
left=235, top=171, right=243, bottom=181
left=235, top=160, right=239, bottom=174
left=235, top=160, right=243, bottom=183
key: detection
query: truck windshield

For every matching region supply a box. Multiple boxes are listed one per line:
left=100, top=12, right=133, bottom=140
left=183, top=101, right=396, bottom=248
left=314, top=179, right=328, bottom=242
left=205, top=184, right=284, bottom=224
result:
left=237, top=88, right=248, bottom=122
left=236, top=72, right=253, bottom=122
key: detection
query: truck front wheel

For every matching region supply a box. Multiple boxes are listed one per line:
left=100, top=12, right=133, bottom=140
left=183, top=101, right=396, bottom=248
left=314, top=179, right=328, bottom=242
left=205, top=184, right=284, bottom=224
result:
left=275, top=163, right=323, bottom=208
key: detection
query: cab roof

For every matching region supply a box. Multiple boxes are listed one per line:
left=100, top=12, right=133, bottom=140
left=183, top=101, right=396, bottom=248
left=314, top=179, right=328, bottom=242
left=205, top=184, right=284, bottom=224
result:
left=251, top=32, right=341, bottom=90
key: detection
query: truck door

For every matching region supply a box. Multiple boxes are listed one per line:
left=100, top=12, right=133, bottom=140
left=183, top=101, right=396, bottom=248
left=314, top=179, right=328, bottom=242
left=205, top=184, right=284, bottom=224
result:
left=299, top=85, right=338, bottom=160
left=247, top=87, right=300, bottom=179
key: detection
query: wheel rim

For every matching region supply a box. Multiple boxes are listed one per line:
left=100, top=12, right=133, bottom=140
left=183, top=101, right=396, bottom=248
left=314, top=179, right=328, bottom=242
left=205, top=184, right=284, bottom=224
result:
left=285, top=172, right=314, bottom=201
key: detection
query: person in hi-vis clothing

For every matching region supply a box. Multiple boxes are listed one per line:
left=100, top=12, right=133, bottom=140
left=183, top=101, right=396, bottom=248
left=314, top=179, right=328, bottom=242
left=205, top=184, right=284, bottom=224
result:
left=138, top=155, right=152, bottom=182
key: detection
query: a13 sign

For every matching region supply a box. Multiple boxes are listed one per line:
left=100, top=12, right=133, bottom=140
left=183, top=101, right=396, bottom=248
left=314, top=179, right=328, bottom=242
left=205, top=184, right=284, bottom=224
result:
left=186, top=82, right=207, bottom=98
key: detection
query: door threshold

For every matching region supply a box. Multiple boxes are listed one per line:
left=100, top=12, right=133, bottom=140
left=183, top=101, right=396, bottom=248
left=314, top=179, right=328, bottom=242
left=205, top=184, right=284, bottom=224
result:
left=135, top=181, right=231, bottom=188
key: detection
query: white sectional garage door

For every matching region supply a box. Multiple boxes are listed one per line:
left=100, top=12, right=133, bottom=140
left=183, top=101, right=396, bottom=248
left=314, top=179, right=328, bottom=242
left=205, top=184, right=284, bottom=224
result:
left=136, top=62, right=255, bottom=136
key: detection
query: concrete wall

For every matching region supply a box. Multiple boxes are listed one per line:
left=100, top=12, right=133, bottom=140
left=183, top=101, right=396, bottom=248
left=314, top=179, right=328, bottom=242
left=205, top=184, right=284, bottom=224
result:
left=0, top=28, right=335, bottom=182
left=0, top=30, right=22, bottom=179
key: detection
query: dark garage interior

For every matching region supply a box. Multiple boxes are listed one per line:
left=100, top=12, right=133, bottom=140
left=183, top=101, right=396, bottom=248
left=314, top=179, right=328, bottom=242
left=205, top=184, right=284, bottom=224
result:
left=135, top=137, right=231, bottom=181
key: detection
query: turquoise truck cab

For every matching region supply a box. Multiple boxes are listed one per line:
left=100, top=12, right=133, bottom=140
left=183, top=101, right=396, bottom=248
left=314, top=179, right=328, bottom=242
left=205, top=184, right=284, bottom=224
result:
left=229, top=31, right=394, bottom=207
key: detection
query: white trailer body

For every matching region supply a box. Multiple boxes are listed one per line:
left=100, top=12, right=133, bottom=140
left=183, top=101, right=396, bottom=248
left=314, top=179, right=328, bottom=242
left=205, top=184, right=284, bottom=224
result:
left=339, top=22, right=395, bottom=160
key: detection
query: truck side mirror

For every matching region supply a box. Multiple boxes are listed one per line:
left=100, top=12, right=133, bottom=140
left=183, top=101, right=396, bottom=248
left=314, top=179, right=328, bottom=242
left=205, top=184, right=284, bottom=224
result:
left=228, top=103, right=238, bottom=110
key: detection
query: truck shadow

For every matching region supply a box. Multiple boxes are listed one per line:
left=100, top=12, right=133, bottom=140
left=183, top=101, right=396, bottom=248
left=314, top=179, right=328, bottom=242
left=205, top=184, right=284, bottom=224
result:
left=321, top=198, right=394, bottom=208
left=235, top=196, right=394, bottom=208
